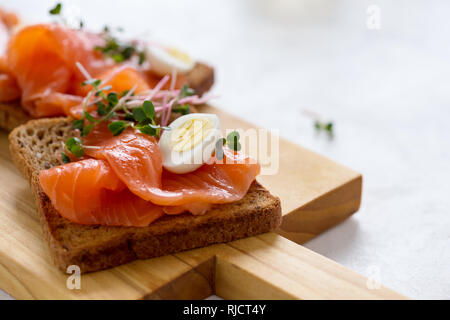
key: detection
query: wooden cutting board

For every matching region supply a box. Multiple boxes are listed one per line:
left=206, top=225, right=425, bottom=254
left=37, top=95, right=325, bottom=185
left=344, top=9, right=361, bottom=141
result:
left=0, top=105, right=404, bottom=299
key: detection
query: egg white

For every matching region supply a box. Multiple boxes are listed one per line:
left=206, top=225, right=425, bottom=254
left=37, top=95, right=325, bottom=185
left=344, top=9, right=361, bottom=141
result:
left=146, top=45, right=195, bottom=77
left=159, top=113, right=222, bottom=174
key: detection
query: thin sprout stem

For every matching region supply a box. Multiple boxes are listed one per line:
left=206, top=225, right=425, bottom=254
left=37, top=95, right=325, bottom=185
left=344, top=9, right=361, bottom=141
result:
left=75, top=61, right=92, bottom=80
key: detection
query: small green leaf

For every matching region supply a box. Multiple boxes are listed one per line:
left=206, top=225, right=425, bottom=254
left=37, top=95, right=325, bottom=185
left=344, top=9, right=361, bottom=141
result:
left=73, top=119, right=84, bottom=130
left=66, top=137, right=81, bottom=150
left=226, top=131, right=241, bottom=152
left=313, top=120, right=334, bottom=135
left=107, top=92, right=119, bottom=107
left=233, top=142, right=242, bottom=151
left=172, top=104, right=190, bottom=115
left=81, top=124, right=94, bottom=137
left=137, top=124, right=157, bottom=136
left=84, top=111, right=96, bottom=123
left=178, top=84, right=195, bottom=98
left=112, top=53, right=125, bottom=63
left=96, top=102, right=107, bottom=116
left=70, top=144, right=85, bottom=158
left=61, top=152, right=71, bottom=164
left=49, top=3, right=62, bottom=15
left=138, top=51, right=146, bottom=65
left=124, top=113, right=135, bottom=121
left=142, top=101, right=155, bottom=119
left=65, top=137, right=84, bottom=157
left=132, top=107, right=147, bottom=123
left=108, top=121, right=127, bottom=136
left=314, top=120, right=321, bottom=130
left=226, top=131, right=240, bottom=143
left=122, top=46, right=135, bottom=59
left=82, top=79, right=101, bottom=87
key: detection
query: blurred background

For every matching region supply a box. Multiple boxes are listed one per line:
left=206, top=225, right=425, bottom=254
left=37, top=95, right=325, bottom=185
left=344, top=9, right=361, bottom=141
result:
left=1, top=0, right=449, bottom=299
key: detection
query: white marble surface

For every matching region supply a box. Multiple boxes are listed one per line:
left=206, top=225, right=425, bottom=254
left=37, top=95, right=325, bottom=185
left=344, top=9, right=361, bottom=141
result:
left=1, top=0, right=449, bottom=300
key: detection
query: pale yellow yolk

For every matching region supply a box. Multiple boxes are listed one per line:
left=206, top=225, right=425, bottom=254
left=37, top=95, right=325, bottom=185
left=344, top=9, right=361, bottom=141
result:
left=170, top=118, right=213, bottom=152
left=168, top=47, right=192, bottom=64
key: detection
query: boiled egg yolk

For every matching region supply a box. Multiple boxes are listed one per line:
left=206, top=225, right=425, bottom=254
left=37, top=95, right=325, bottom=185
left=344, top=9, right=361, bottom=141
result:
left=159, top=113, right=222, bottom=174
left=146, top=45, right=195, bottom=77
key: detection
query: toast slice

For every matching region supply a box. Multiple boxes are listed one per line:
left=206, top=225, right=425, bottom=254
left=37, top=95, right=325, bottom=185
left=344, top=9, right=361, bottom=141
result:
left=9, top=117, right=282, bottom=273
left=0, top=62, right=215, bottom=132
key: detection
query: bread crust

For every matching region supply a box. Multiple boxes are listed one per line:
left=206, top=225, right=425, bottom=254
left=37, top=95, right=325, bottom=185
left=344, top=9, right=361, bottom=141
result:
left=9, top=117, right=281, bottom=273
left=0, top=62, right=214, bottom=132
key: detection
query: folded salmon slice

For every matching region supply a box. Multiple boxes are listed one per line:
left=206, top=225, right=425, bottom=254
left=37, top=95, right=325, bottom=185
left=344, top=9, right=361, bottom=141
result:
left=0, top=10, right=20, bottom=101
left=3, top=23, right=182, bottom=118
left=39, top=125, right=259, bottom=227
left=68, top=66, right=151, bottom=118
left=39, top=159, right=163, bottom=227
left=0, top=57, right=20, bottom=101
left=84, top=125, right=260, bottom=207
left=6, top=24, right=108, bottom=117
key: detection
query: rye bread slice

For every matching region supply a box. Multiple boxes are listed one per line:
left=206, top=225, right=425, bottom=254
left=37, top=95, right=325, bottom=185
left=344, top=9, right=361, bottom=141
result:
left=0, top=62, right=215, bottom=132
left=8, top=117, right=282, bottom=273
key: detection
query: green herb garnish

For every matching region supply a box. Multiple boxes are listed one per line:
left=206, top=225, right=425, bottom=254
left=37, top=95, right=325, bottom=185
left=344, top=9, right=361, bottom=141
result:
left=49, top=3, right=62, bottom=15
left=215, top=131, right=241, bottom=160
left=108, top=121, right=127, bottom=136
left=95, top=28, right=145, bottom=65
left=178, top=84, right=195, bottom=99
left=314, top=120, right=334, bottom=135
left=226, top=131, right=241, bottom=152
left=172, top=104, right=190, bottom=115
left=65, top=137, right=84, bottom=158
left=48, top=3, right=83, bottom=30
left=61, top=152, right=71, bottom=164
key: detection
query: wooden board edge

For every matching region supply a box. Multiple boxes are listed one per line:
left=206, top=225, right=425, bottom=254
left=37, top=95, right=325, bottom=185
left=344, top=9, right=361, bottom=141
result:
left=276, top=174, right=362, bottom=244
left=143, top=257, right=215, bottom=300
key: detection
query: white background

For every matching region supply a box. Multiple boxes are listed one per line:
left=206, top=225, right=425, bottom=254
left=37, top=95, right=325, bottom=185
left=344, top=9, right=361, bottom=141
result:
left=1, top=0, right=449, bottom=299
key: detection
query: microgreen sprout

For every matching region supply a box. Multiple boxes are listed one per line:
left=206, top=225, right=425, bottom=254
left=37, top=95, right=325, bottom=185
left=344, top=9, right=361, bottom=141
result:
left=65, top=137, right=84, bottom=158
left=314, top=120, right=334, bottom=135
left=63, top=62, right=213, bottom=161
left=169, top=84, right=195, bottom=116
left=49, top=3, right=62, bottom=15
left=215, top=131, right=242, bottom=160
left=66, top=76, right=170, bottom=159
left=95, top=28, right=146, bottom=65
left=172, top=104, right=190, bottom=115
left=178, top=84, right=195, bottom=98
left=48, top=3, right=83, bottom=30
left=61, top=152, right=71, bottom=164
left=226, top=131, right=242, bottom=151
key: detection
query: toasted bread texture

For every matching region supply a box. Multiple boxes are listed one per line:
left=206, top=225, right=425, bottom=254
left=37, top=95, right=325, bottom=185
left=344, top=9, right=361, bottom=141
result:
left=0, top=62, right=215, bottom=132
left=9, top=117, right=281, bottom=273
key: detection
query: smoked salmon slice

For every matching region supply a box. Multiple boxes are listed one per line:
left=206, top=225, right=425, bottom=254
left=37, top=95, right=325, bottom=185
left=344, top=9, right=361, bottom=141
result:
left=5, top=24, right=107, bottom=117
left=0, top=8, right=19, bottom=30
left=0, top=9, right=20, bottom=101
left=68, top=66, right=151, bottom=118
left=39, top=125, right=259, bottom=227
left=1, top=22, right=188, bottom=118
left=84, top=125, right=260, bottom=207
left=39, top=158, right=163, bottom=227
left=0, top=57, right=20, bottom=101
